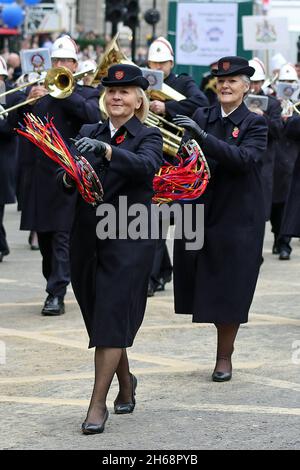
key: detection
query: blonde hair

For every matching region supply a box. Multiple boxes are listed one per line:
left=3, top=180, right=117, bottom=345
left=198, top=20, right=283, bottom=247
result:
left=100, top=87, right=149, bottom=123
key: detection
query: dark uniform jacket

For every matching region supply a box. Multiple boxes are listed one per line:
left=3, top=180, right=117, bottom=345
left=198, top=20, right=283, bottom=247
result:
left=257, top=91, right=283, bottom=219
left=19, top=84, right=101, bottom=232
left=174, top=102, right=268, bottom=324
left=200, top=72, right=218, bottom=105
left=164, top=72, right=209, bottom=120
left=280, top=115, right=300, bottom=236
left=0, top=84, right=24, bottom=205
left=59, top=116, right=163, bottom=348
left=272, top=111, right=299, bottom=204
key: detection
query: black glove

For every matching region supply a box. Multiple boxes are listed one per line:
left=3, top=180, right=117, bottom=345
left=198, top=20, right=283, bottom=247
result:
left=172, top=115, right=207, bottom=142
left=74, top=137, right=107, bottom=157
left=63, top=172, right=75, bottom=188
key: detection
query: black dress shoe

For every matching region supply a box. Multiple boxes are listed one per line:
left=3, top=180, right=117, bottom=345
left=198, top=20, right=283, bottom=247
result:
left=0, top=248, right=9, bottom=261
left=28, top=231, right=39, bottom=250
left=30, top=244, right=40, bottom=251
left=272, top=244, right=279, bottom=255
left=212, top=371, right=232, bottom=382
left=279, top=250, right=290, bottom=260
left=41, top=295, right=65, bottom=316
left=147, top=284, right=155, bottom=297
left=82, top=409, right=109, bottom=435
left=114, top=374, right=137, bottom=414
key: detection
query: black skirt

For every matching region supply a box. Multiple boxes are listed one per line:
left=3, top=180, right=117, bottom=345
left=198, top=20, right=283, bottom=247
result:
left=70, top=230, right=155, bottom=348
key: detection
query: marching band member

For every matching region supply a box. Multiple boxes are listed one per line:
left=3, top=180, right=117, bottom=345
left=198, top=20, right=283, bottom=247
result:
left=200, top=60, right=218, bottom=105
left=271, top=63, right=299, bottom=260
left=59, top=64, right=163, bottom=434
left=18, top=35, right=101, bottom=315
left=147, top=37, right=209, bottom=296
left=248, top=58, right=283, bottom=221
left=0, top=57, right=24, bottom=262
left=280, top=114, right=300, bottom=238
left=173, top=56, right=268, bottom=382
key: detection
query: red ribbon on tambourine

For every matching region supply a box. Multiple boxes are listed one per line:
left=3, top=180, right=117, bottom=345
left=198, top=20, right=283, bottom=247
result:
left=16, top=114, right=103, bottom=206
left=152, top=139, right=210, bottom=204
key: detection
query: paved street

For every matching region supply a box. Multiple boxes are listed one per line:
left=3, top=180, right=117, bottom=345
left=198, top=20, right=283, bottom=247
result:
left=0, top=204, right=299, bottom=450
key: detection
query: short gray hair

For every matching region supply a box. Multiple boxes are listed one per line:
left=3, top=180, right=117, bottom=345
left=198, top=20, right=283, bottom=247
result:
left=240, top=75, right=251, bottom=86
left=240, top=74, right=251, bottom=96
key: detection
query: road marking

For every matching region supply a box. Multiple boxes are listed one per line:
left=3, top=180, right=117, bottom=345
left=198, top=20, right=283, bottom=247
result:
left=179, top=403, right=300, bottom=416
left=0, top=395, right=299, bottom=416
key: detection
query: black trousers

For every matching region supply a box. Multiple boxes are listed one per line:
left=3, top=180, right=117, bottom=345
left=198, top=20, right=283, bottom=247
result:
left=37, top=231, right=70, bottom=298
left=0, top=205, right=9, bottom=253
left=270, top=202, right=292, bottom=253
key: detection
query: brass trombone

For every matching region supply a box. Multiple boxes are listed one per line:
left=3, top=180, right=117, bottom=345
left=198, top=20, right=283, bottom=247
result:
left=0, top=65, right=97, bottom=116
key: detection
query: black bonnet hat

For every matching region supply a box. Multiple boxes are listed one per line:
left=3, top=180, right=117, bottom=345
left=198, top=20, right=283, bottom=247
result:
left=102, top=64, right=149, bottom=90
left=212, top=56, right=255, bottom=77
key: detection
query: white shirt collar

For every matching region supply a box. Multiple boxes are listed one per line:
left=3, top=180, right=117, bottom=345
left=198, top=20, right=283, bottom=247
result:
left=221, top=106, right=239, bottom=118
left=109, top=120, right=118, bottom=137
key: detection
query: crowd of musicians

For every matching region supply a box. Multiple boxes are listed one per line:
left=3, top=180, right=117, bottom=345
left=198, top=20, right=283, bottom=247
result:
left=1, top=35, right=300, bottom=434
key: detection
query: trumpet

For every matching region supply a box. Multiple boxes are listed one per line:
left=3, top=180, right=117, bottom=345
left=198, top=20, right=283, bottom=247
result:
left=0, top=65, right=97, bottom=116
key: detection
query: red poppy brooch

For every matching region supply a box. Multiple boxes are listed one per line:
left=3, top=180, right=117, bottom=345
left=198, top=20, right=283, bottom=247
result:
left=232, top=127, right=239, bottom=138
left=115, top=131, right=127, bottom=145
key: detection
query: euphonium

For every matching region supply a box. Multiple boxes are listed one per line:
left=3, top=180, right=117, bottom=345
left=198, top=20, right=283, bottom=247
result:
left=91, top=33, right=132, bottom=85
left=144, top=111, right=184, bottom=157
left=95, top=34, right=187, bottom=157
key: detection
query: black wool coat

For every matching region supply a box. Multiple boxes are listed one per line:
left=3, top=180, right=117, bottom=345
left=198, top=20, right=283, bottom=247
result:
left=257, top=92, right=283, bottom=219
left=280, top=115, right=300, bottom=237
left=272, top=112, right=299, bottom=204
left=0, top=85, right=24, bottom=204
left=18, top=84, right=101, bottom=232
left=59, top=116, right=163, bottom=348
left=174, top=102, right=268, bottom=324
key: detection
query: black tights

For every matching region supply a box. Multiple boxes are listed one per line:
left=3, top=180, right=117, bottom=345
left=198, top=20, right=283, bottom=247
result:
left=85, top=347, right=133, bottom=424
left=214, top=323, right=240, bottom=373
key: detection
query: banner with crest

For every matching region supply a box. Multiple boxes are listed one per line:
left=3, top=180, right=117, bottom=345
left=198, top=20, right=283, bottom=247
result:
left=175, top=2, right=238, bottom=66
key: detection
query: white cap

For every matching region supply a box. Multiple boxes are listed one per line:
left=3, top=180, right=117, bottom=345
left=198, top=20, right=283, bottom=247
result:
left=148, top=37, right=174, bottom=62
left=51, top=35, right=78, bottom=61
left=0, top=56, right=8, bottom=77
left=249, top=57, right=266, bottom=81
left=270, top=53, right=287, bottom=71
left=279, top=63, right=298, bottom=81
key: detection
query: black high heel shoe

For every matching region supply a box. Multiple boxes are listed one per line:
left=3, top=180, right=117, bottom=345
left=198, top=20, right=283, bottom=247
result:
left=114, top=373, right=137, bottom=414
left=81, top=408, right=109, bottom=435
left=212, top=357, right=232, bottom=382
